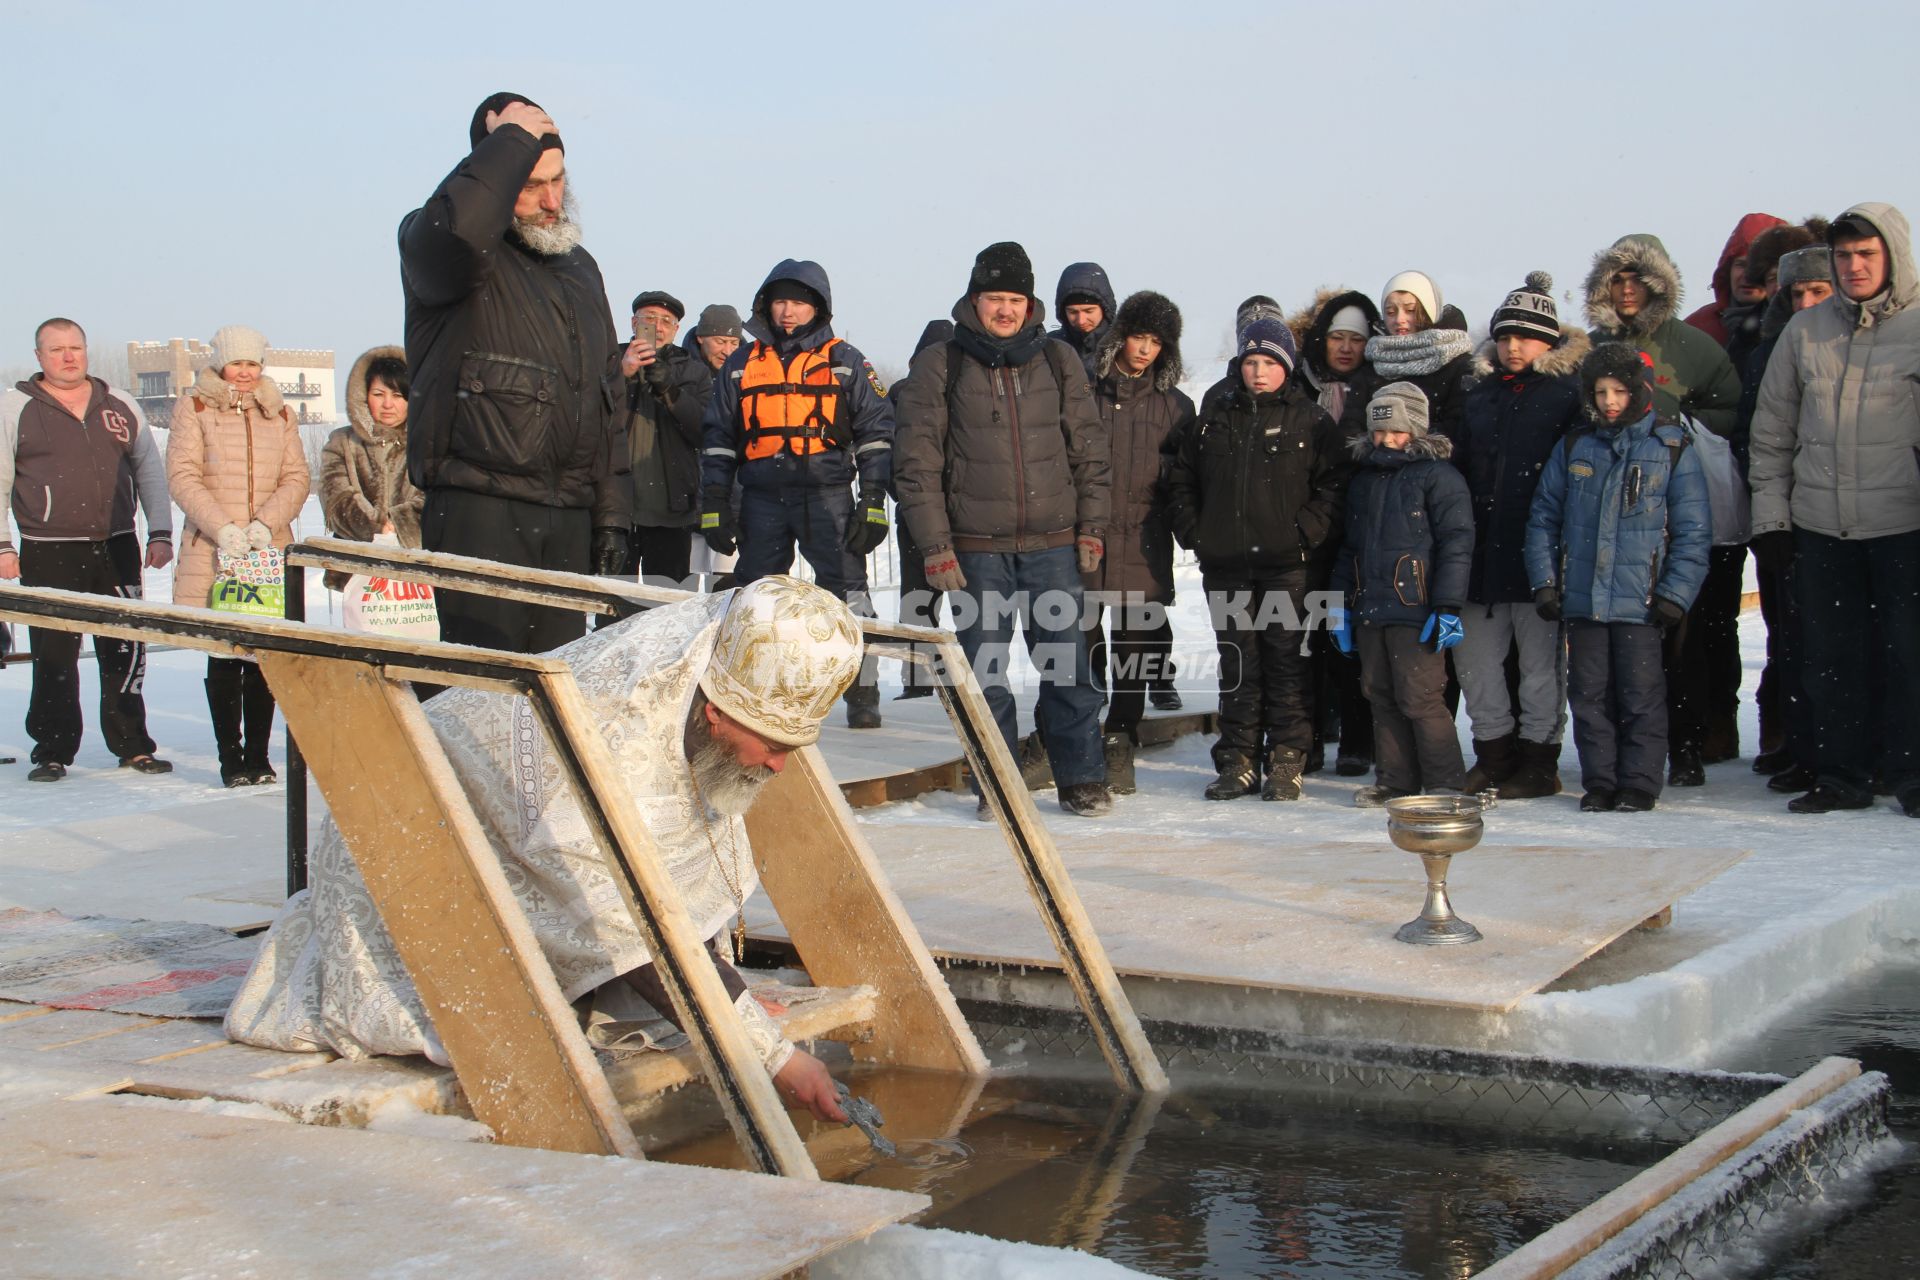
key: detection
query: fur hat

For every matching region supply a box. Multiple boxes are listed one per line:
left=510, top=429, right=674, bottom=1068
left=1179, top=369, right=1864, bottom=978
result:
left=696, top=577, right=864, bottom=748
left=1743, top=218, right=1829, bottom=289
left=1491, top=271, right=1560, bottom=344
left=468, top=91, right=563, bottom=153
left=210, top=326, right=268, bottom=369
left=1580, top=341, right=1656, bottom=425
left=1778, top=245, right=1834, bottom=289
left=694, top=304, right=745, bottom=340
left=1381, top=271, right=1442, bottom=327
left=1366, top=381, right=1430, bottom=437
left=1238, top=315, right=1296, bottom=373
left=630, top=290, right=684, bottom=321
left=1097, top=291, right=1185, bottom=389
left=969, top=242, right=1036, bottom=300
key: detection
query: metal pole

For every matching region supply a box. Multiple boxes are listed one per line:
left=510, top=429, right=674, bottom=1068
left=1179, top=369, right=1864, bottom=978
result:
left=284, top=561, right=308, bottom=897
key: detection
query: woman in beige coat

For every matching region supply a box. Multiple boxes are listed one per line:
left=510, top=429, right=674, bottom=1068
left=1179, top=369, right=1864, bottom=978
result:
left=318, top=345, right=420, bottom=590
left=167, top=326, right=311, bottom=786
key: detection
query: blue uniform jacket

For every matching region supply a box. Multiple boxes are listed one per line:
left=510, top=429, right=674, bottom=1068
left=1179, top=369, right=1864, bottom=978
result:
left=1331, top=435, right=1475, bottom=627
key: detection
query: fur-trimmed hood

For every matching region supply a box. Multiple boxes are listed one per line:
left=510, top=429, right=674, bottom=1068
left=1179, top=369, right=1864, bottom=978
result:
left=1470, top=323, right=1593, bottom=379
left=345, top=344, right=407, bottom=445
left=191, top=361, right=285, bottom=416
left=1292, top=287, right=1380, bottom=384
left=1364, top=325, right=1474, bottom=378
left=1584, top=234, right=1682, bottom=337
left=1094, top=290, right=1185, bottom=391
left=1348, top=430, right=1453, bottom=462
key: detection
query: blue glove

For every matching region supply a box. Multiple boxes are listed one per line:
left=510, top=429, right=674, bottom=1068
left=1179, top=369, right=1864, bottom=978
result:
left=1329, top=604, right=1355, bottom=656
left=1420, top=611, right=1464, bottom=652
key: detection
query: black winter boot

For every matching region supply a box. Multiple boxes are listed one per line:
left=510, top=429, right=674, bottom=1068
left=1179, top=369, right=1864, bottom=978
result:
left=1260, top=745, right=1305, bottom=802
left=1205, top=748, right=1258, bottom=801
left=1101, top=732, right=1136, bottom=796
left=1462, top=733, right=1520, bottom=794
left=1500, top=740, right=1565, bottom=799
left=1667, top=746, right=1705, bottom=788
left=205, top=668, right=247, bottom=788
left=1018, top=732, right=1055, bottom=791
left=239, top=666, right=278, bottom=785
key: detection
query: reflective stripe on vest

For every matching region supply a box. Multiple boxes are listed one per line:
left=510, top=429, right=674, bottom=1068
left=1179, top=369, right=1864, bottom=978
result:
left=739, top=338, right=844, bottom=460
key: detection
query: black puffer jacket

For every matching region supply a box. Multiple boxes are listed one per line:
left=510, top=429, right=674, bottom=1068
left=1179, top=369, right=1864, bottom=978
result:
left=1337, top=318, right=1479, bottom=451
left=1331, top=433, right=1475, bottom=627
left=1084, top=333, right=1193, bottom=604
left=895, top=298, right=1110, bottom=554
left=1165, top=378, right=1346, bottom=578
left=400, top=125, right=628, bottom=526
left=1458, top=325, right=1592, bottom=604
left=626, top=341, right=712, bottom=525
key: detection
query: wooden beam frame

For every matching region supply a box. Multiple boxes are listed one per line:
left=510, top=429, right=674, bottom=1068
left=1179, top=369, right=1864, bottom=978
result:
left=285, top=540, right=1167, bottom=1094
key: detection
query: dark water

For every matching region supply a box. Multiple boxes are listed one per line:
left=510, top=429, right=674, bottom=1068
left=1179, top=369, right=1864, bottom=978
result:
left=651, top=1058, right=1697, bottom=1278
left=1720, top=965, right=1920, bottom=1278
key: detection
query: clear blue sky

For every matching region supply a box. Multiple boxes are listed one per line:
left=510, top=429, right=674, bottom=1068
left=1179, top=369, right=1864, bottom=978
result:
left=8, top=0, right=1917, bottom=388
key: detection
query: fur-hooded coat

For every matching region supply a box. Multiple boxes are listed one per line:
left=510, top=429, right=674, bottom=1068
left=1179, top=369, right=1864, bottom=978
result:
left=1331, top=428, right=1475, bottom=627
left=1288, top=287, right=1381, bottom=424
left=1583, top=234, right=1742, bottom=436
left=1085, top=291, right=1193, bottom=601
left=318, top=345, right=422, bottom=589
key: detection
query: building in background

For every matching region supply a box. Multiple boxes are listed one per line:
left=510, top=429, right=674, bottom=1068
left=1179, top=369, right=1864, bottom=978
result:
left=126, top=339, right=337, bottom=425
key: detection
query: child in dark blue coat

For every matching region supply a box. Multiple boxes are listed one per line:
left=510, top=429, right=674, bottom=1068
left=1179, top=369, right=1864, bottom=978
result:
left=1330, top=383, right=1476, bottom=805
left=1524, top=343, right=1710, bottom=813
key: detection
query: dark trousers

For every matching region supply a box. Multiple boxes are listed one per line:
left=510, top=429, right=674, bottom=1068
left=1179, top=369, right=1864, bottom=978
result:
left=630, top=524, right=693, bottom=589
left=896, top=516, right=946, bottom=690
left=1357, top=623, right=1465, bottom=792
left=20, top=534, right=155, bottom=766
left=423, top=489, right=589, bottom=654
left=951, top=546, right=1105, bottom=786
left=1205, top=569, right=1312, bottom=758
left=1754, top=554, right=1807, bottom=762
left=1568, top=621, right=1668, bottom=796
left=737, top=485, right=878, bottom=707
left=1089, top=599, right=1173, bottom=739
left=1665, top=544, right=1746, bottom=757
left=1795, top=527, right=1920, bottom=796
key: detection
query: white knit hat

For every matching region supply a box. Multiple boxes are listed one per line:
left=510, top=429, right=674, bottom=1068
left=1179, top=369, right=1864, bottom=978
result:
left=1380, top=271, right=1442, bottom=327
left=1327, top=304, right=1371, bottom=337
left=697, top=577, right=864, bottom=747
left=210, top=325, right=269, bottom=368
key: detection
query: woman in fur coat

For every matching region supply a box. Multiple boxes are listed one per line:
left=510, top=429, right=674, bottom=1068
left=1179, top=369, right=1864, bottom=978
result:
left=319, top=346, right=422, bottom=590
left=167, top=326, right=311, bottom=787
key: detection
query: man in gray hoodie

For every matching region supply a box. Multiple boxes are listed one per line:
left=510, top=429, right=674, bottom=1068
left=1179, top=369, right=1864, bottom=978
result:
left=0, top=319, right=175, bottom=781
left=1749, top=202, right=1920, bottom=818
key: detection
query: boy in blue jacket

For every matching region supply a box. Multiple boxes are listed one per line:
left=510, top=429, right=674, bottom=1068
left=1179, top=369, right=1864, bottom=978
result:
left=1330, top=383, right=1476, bottom=806
left=1525, top=344, right=1710, bottom=812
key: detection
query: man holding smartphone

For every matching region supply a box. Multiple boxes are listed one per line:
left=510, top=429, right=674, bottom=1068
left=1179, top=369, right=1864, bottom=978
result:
left=621, top=290, right=713, bottom=588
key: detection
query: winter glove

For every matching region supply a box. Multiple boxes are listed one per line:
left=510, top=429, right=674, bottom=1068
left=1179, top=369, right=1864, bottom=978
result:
left=1076, top=533, right=1104, bottom=575
left=641, top=356, right=670, bottom=389
left=216, top=523, right=250, bottom=558
left=923, top=546, right=967, bottom=593
left=1750, top=530, right=1795, bottom=575
left=1650, top=596, right=1687, bottom=632
left=1328, top=604, right=1355, bottom=656
left=843, top=491, right=890, bottom=556
left=699, top=486, right=738, bottom=557
left=1533, top=587, right=1562, bottom=623
left=244, top=520, right=273, bottom=551
left=591, top=527, right=630, bottom=577
left=1420, top=610, right=1465, bottom=652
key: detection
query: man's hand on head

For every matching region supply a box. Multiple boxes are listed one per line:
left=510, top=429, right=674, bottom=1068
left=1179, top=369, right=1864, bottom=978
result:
left=772, top=1048, right=848, bottom=1124
left=486, top=101, right=556, bottom=140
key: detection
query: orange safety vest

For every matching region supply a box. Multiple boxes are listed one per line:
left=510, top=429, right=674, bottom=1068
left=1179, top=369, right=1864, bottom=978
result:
left=738, top=338, right=846, bottom=461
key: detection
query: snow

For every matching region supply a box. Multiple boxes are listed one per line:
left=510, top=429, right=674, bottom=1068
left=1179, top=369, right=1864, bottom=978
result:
left=813, top=1224, right=1159, bottom=1279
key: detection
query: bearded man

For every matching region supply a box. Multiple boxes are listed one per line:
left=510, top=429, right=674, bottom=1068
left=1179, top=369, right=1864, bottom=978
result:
left=400, top=92, right=631, bottom=655
left=226, top=577, right=865, bottom=1122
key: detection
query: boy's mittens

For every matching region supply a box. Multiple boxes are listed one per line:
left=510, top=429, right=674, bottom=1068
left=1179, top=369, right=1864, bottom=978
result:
left=1533, top=587, right=1563, bottom=622
left=1650, top=596, right=1687, bottom=632
left=923, top=546, right=967, bottom=592
left=1420, top=611, right=1465, bottom=651
left=1328, top=605, right=1355, bottom=656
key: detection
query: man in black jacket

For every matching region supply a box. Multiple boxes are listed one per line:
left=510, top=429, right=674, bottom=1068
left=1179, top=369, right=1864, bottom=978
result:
left=401, top=93, right=630, bottom=654
left=622, top=290, right=711, bottom=587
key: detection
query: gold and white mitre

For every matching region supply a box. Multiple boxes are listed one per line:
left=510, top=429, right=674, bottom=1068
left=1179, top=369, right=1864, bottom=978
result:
left=697, top=576, right=864, bottom=746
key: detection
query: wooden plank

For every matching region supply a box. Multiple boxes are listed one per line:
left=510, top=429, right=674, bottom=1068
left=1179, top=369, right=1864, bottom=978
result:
left=932, top=636, right=1167, bottom=1094
left=601, top=984, right=880, bottom=1104
left=257, top=651, right=638, bottom=1158
left=1478, top=1055, right=1862, bottom=1279
left=126, top=1053, right=463, bottom=1128
left=0, top=1097, right=928, bottom=1280
left=742, top=747, right=987, bottom=1076
left=530, top=672, right=817, bottom=1179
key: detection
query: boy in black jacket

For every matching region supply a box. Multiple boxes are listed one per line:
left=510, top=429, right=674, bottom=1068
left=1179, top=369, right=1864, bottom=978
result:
left=1167, top=316, right=1346, bottom=801
left=1330, top=383, right=1475, bottom=805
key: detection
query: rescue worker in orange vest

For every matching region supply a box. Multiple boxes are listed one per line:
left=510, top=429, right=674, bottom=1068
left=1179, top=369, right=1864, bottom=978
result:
left=699, top=259, right=892, bottom=727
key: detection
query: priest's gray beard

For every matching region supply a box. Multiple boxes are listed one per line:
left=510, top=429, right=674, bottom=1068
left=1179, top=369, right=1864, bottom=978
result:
left=510, top=188, right=583, bottom=257
left=686, top=717, right=776, bottom=816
